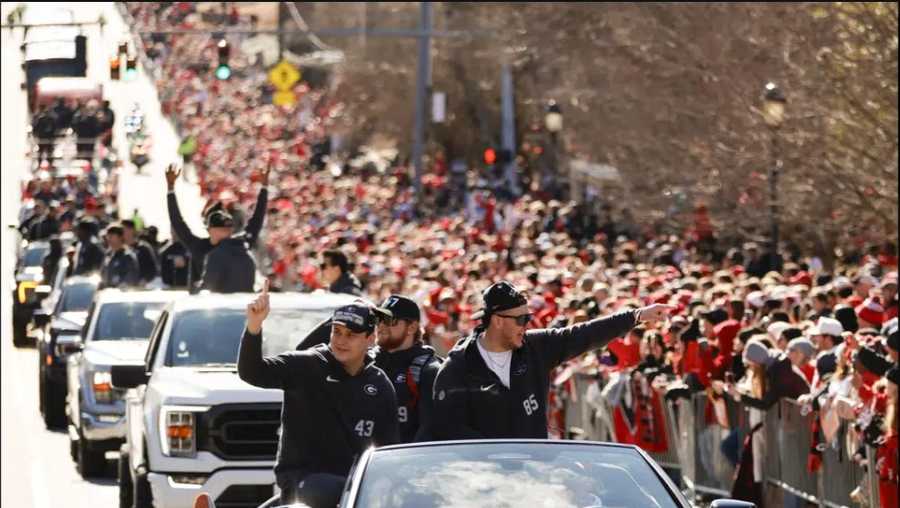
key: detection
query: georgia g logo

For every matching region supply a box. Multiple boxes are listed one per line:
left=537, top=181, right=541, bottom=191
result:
left=364, top=384, right=378, bottom=396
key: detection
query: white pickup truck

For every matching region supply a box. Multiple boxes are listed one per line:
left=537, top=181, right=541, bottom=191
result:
left=111, top=291, right=356, bottom=508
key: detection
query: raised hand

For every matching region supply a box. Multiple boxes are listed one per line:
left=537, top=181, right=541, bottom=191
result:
left=165, top=164, right=181, bottom=191
left=262, top=155, right=273, bottom=185
left=246, top=279, right=270, bottom=334
left=636, top=304, right=676, bottom=324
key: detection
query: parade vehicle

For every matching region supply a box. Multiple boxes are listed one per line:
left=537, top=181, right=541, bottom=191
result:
left=111, top=291, right=357, bottom=508
left=66, top=289, right=188, bottom=478
left=22, top=34, right=88, bottom=114
left=35, top=274, right=100, bottom=428
left=255, top=440, right=755, bottom=508
left=10, top=239, right=53, bottom=347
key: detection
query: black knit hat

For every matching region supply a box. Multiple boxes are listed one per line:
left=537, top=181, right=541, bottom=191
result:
left=834, top=305, right=859, bottom=333
left=855, top=346, right=891, bottom=377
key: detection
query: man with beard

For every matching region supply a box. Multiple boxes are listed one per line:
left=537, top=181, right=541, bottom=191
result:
left=432, top=280, right=672, bottom=439
left=372, top=295, right=442, bottom=442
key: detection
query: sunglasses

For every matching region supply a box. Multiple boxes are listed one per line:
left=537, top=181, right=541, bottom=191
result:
left=496, top=313, right=533, bottom=326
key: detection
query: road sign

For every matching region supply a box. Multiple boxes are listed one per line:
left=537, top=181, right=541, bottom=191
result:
left=268, top=60, right=301, bottom=91
left=273, top=90, right=296, bottom=107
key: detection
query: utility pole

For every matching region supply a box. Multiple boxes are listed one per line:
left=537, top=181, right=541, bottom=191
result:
left=500, top=63, right=520, bottom=198
left=277, top=2, right=286, bottom=60
left=411, top=2, right=432, bottom=209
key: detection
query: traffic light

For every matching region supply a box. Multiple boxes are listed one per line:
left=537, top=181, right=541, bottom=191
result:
left=125, top=54, right=137, bottom=81
left=109, top=55, right=120, bottom=81
left=483, top=148, right=497, bottom=166
left=215, top=39, right=231, bottom=80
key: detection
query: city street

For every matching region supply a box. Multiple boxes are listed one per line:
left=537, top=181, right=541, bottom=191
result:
left=1, top=3, right=202, bottom=507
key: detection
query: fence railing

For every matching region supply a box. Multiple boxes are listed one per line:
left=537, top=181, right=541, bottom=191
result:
left=564, top=380, right=883, bottom=507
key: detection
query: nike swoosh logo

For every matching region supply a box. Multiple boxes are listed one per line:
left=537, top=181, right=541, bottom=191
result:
left=480, top=384, right=496, bottom=392
left=326, top=376, right=340, bottom=383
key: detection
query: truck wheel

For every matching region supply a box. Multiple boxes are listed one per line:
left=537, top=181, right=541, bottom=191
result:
left=134, top=468, right=153, bottom=508
left=118, top=446, right=133, bottom=508
left=42, top=378, right=66, bottom=429
left=77, top=431, right=107, bottom=478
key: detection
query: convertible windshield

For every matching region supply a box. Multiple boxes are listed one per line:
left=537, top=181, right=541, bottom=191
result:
left=355, top=443, right=681, bottom=508
left=92, top=302, right=166, bottom=341
left=165, top=308, right=330, bottom=367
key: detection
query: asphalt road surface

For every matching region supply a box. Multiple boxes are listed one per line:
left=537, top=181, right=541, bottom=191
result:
left=2, top=3, right=203, bottom=507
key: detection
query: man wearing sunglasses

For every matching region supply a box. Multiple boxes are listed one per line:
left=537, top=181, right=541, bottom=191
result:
left=373, top=295, right=443, bottom=442
left=432, top=280, right=673, bottom=440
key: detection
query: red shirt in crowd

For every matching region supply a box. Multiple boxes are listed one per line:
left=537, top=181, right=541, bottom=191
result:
left=607, top=338, right=641, bottom=370
left=877, top=433, right=898, bottom=508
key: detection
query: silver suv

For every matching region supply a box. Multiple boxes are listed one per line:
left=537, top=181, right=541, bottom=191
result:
left=66, top=288, right=187, bottom=477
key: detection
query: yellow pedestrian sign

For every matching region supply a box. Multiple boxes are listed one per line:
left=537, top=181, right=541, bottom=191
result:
left=269, top=60, right=301, bottom=91
left=273, top=90, right=297, bottom=107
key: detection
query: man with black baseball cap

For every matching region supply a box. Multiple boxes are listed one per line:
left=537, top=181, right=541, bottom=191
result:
left=165, top=163, right=268, bottom=292
left=432, top=280, right=673, bottom=440
left=238, top=282, right=399, bottom=507
left=373, top=295, right=443, bottom=442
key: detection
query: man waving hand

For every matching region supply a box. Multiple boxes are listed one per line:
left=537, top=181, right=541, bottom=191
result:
left=432, top=280, right=673, bottom=440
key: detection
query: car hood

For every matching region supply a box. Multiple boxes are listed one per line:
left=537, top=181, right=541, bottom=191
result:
left=83, top=340, right=149, bottom=367
left=51, top=311, right=87, bottom=332
left=151, top=367, right=282, bottom=405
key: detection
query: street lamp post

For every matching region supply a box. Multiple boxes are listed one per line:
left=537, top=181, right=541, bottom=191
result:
left=545, top=100, right=563, bottom=199
left=762, top=82, right=786, bottom=272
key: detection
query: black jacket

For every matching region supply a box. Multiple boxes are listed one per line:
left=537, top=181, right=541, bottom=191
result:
left=166, top=187, right=267, bottom=280
left=27, top=215, right=60, bottom=241
left=132, top=240, right=159, bottom=283
left=201, top=237, right=256, bottom=293
left=238, top=332, right=399, bottom=483
left=329, top=271, right=362, bottom=296
left=371, top=344, right=442, bottom=443
left=101, top=248, right=140, bottom=288
left=71, top=238, right=105, bottom=276
left=159, top=240, right=196, bottom=287
left=432, top=310, right=637, bottom=440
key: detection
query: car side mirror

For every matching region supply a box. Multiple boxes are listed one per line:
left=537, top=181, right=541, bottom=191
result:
left=33, top=312, right=51, bottom=328
left=59, top=336, right=84, bottom=355
left=111, top=364, right=149, bottom=389
left=710, top=500, right=756, bottom=508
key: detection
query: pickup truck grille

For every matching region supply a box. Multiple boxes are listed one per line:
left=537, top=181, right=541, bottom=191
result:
left=198, top=403, right=281, bottom=461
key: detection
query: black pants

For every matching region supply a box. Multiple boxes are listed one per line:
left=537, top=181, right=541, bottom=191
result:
left=278, top=472, right=346, bottom=508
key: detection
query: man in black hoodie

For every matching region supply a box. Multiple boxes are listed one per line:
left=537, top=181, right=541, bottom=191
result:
left=200, top=210, right=257, bottom=292
left=165, top=163, right=268, bottom=292
left=321, top=249, right=362, bottom=295
left=238, top=283, right=398, bottom=507
left=431, top=280, right=672, bottom=440
left=372, top=295, right=442, bottom=442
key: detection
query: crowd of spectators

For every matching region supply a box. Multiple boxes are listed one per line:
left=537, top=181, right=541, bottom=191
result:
left=125, top=3, right=898, bottom=505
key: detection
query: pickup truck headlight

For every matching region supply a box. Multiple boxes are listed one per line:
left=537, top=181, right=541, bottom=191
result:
left=159, top=406, right=208, bottom=458
left=92, top=371, right=114, bottom=404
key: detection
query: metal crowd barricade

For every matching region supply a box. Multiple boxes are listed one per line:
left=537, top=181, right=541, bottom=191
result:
left=866, top=444, right=881, bottom=508
left=677, top=392, right=734, bottom=498
left=564, top=380, right=883, bottom=507
left=765, top=399, right=818, bottom=502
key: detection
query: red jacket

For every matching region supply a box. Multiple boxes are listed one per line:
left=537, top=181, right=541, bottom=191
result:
left=877, top=433, right=898, bottom=508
